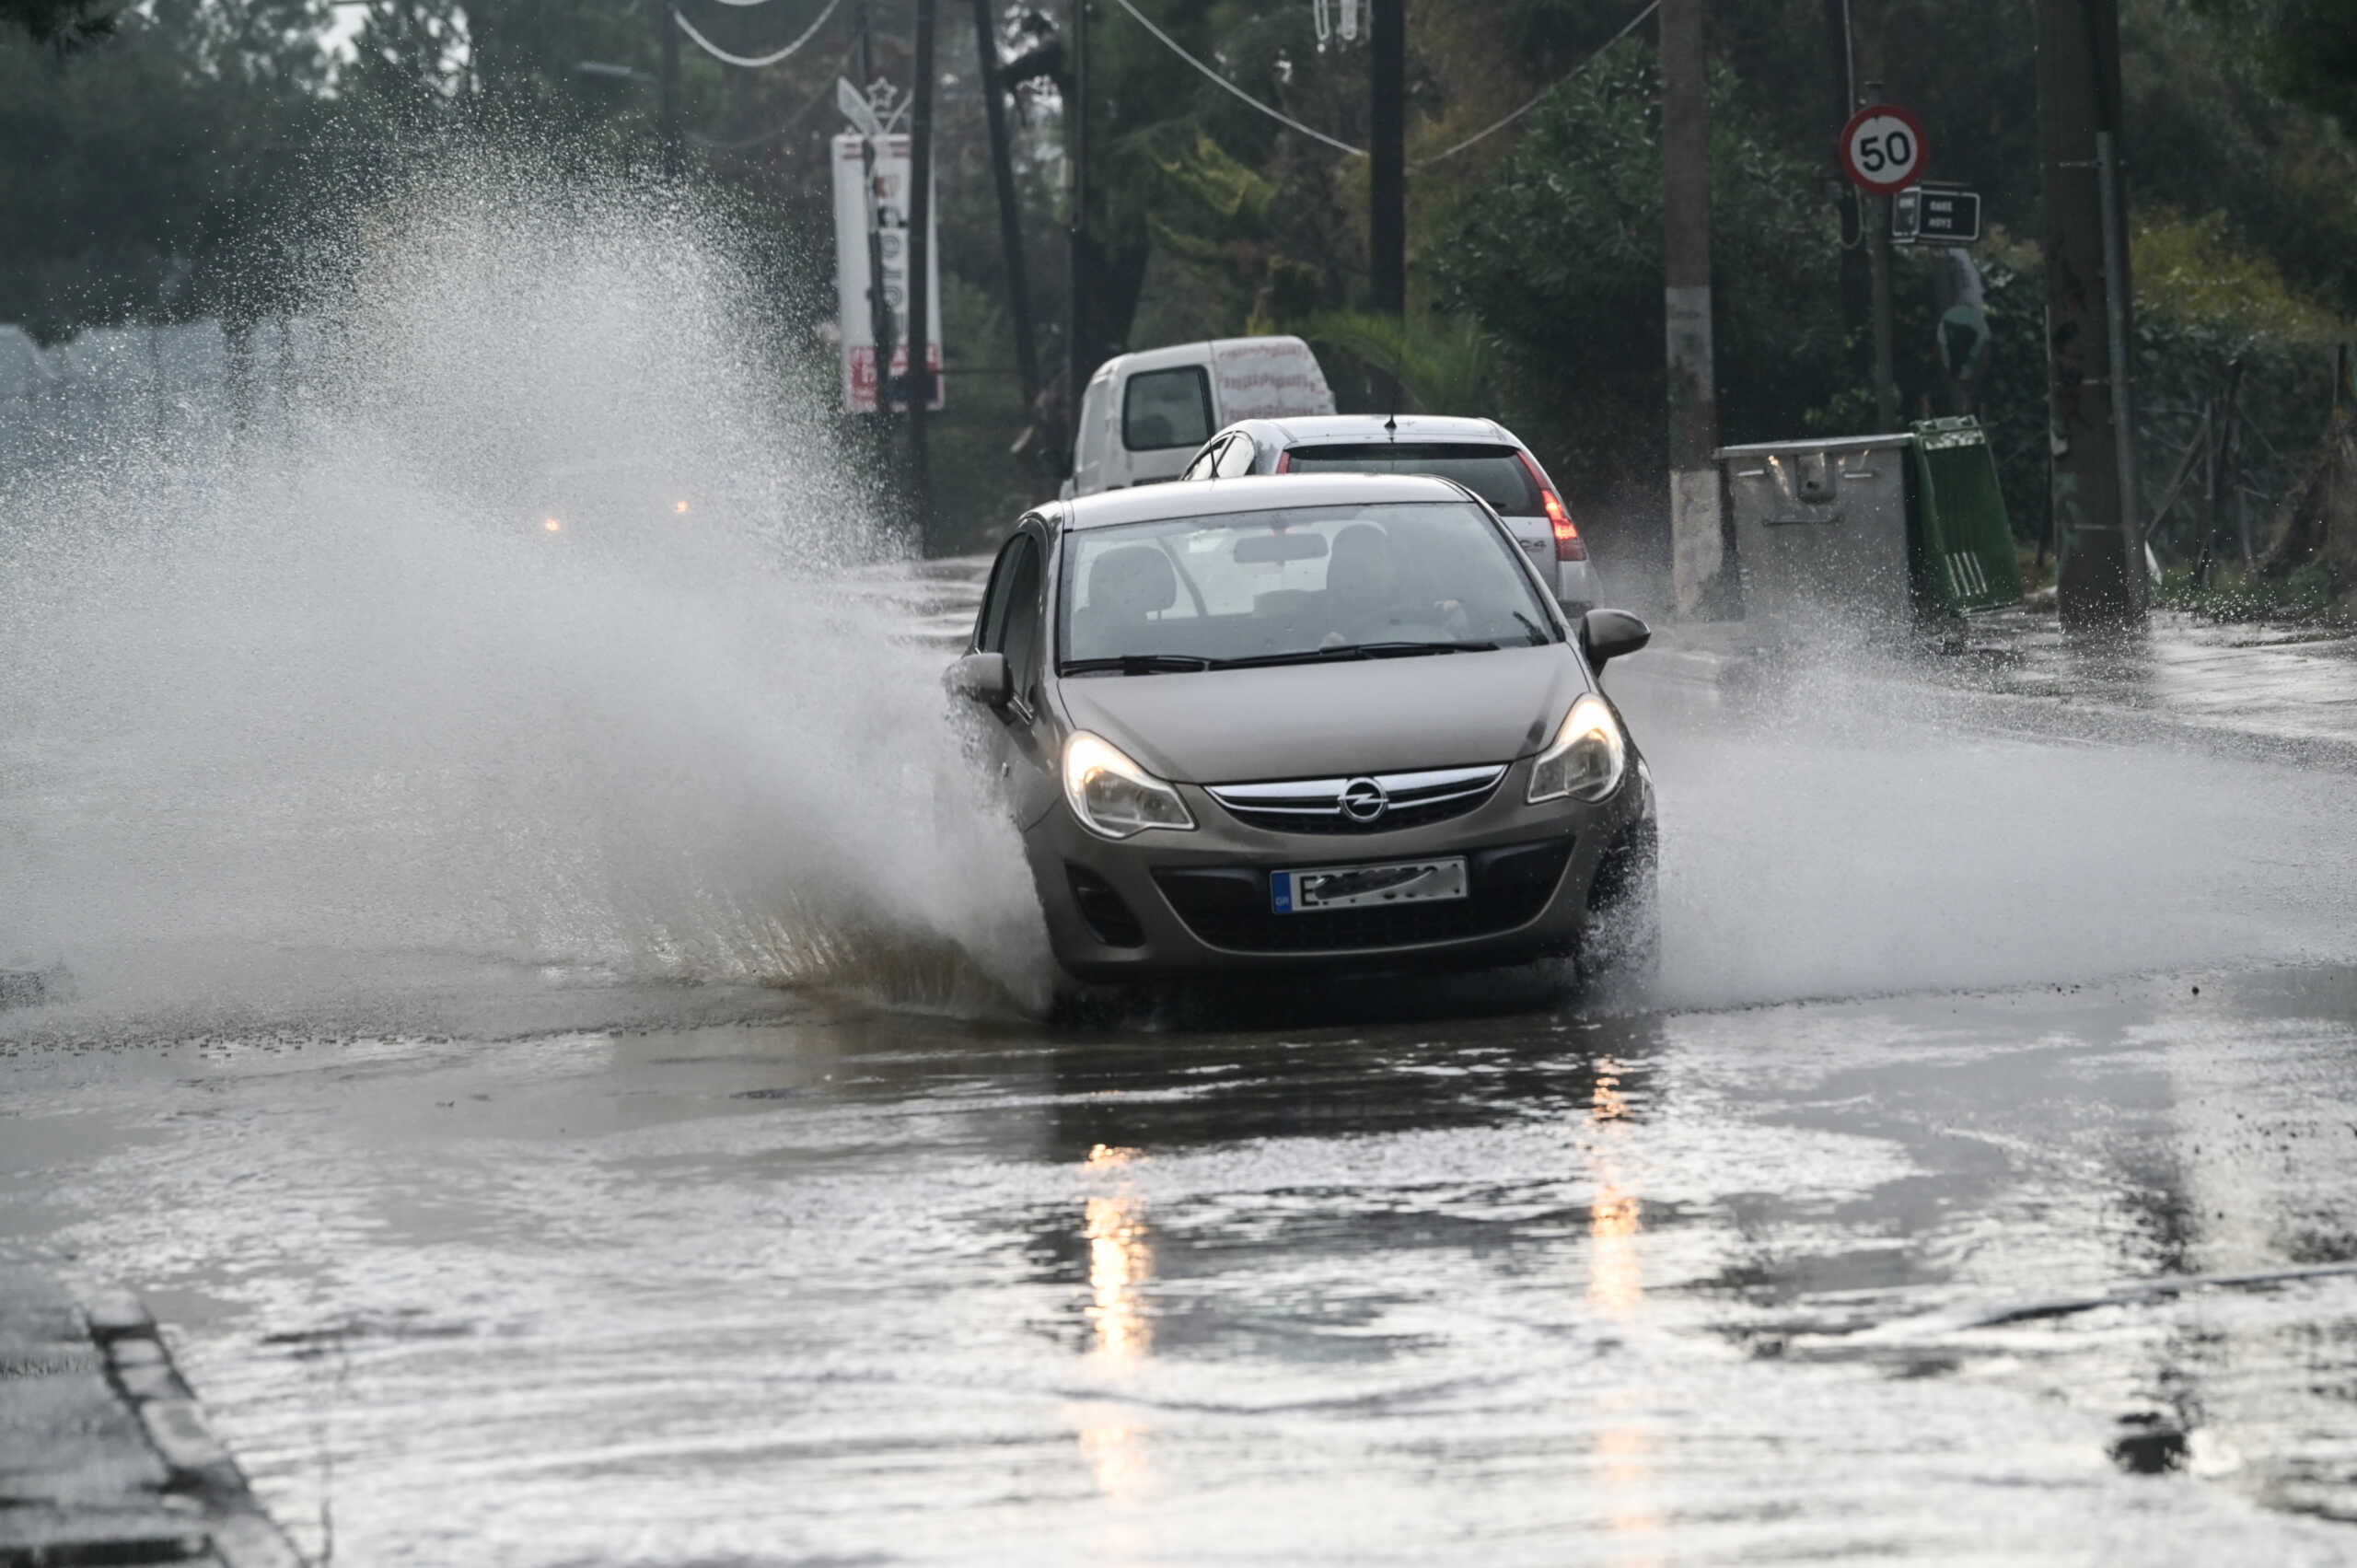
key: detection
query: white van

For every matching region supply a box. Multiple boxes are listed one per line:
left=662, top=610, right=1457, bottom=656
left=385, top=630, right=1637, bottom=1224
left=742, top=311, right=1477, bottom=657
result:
left=1062, top=336, right=1336, bottom=497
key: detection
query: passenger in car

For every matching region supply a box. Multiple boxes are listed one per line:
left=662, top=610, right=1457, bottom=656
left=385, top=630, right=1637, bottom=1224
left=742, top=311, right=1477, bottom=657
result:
left=1322, top=523, right=1399, bottom=645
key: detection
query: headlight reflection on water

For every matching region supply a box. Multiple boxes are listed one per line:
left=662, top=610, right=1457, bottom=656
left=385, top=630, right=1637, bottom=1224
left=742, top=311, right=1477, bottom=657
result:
left=1076, top=1142, right=1155, bottom=1501
left=1583, top=1059, right=1663, bottom=1555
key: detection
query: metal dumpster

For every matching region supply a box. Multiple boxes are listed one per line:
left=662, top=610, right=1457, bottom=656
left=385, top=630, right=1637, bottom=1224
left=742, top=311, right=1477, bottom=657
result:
left=1716, top=417, right=2021, bottom=633
left=1717, top=432, right=1914, bottom=632
left=1910, top=416, right=2024, bottom=612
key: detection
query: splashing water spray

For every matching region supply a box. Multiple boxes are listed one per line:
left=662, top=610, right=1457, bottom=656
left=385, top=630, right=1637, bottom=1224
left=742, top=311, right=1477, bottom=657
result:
left=0, top=156, right=1052, bottom=1028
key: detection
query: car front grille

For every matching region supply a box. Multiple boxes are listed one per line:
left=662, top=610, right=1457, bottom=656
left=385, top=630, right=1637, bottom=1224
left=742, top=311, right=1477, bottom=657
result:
left=1151, top=836, right=1573, bottom=954
left=1204, top=763, right=1506, bottom=836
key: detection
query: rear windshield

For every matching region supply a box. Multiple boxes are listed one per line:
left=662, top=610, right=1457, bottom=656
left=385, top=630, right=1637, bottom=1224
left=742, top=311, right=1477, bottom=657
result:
left=1281, top=443, right=1541, bottom=515
left=1123, top=367, right=1214, bottom=451
left=1060, top=501, right=1554, bottom=669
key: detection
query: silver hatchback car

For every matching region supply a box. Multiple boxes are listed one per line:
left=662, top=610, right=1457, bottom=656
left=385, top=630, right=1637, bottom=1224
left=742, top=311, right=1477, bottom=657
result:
left=1176, top=413, right=1602, bottom=612
left=948, top=473, right=1656, bottom=986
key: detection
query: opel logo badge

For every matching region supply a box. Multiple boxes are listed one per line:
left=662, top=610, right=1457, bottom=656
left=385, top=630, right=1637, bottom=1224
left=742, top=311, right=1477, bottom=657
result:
left=1340, top=777, right=1388, bottom=823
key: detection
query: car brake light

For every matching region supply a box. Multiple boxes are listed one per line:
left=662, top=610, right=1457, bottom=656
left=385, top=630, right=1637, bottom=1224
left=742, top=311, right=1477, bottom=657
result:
left=1274, top=450, right=1292, bottom=473
left=1515, top=450, right=1585, bottom=561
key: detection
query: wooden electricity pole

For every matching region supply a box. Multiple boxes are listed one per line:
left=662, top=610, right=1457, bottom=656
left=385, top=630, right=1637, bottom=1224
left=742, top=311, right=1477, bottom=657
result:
left=1661, top=0, right=1722, bottom=614
left=1862, top=80, right=1898, bottom=430
left=973, top=0, right=1040, bottom=414
left=2038, top=0, right=2145, bottom=621
left=1369, top=0, right=1405, bottom=318
left=1065, top=0, right=1090, bottom=430
left=906, top=0, right=937, bottom=535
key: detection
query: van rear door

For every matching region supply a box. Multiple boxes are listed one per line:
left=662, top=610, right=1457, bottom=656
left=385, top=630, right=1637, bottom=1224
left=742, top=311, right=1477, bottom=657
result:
left=1116, top=362, right=1215, bottom=486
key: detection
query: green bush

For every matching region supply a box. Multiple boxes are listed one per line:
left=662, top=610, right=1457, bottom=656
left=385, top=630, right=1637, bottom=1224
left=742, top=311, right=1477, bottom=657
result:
left=1425, top=41, right=1845, bottom=516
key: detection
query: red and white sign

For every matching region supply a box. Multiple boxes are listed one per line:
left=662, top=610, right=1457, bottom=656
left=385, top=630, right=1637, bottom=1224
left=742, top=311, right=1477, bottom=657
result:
left=1839, top=103, right=1929, bottom=196
left=831, top=133, right=944, bottom=413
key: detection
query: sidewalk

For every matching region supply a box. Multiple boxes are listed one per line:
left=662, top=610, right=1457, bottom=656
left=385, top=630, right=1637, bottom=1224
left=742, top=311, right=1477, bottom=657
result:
left=0, top=1272, right=302, bottom=1567
left=1648, top=607, right=2357, bottom=760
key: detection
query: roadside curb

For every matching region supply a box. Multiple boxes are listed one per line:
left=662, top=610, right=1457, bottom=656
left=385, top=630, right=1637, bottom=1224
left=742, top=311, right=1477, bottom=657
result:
left=1634, top=619, right=2357, bottom=766
left=0, top=1284, right=305, bottom=1568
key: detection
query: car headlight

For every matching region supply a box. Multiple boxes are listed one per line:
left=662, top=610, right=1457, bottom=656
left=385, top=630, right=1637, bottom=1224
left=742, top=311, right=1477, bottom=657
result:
left=1062, top=732, right=1195, bottom=839
left=1527, top=692, right=1627, bottom=804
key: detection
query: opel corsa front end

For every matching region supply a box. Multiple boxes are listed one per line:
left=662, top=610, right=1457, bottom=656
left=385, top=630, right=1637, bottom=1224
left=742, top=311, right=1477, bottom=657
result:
left=949, top=473, right=1657, bottom=986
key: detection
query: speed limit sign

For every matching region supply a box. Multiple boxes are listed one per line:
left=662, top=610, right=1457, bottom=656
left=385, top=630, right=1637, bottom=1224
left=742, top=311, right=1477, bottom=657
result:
left=1839, top=103, right=1929, bottom=195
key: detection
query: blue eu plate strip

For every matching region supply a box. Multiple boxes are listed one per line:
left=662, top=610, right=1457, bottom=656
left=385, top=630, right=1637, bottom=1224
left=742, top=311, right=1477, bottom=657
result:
left=1270, top=871, right=1295, bottom=913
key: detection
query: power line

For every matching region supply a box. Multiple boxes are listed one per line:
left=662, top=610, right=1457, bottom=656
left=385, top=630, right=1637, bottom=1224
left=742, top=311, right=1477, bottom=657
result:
left=672, top=0, right=843, bottom=69
left=1410, top=0, right=1657, bottom=167
left=1102, top=0, right=1364, bottom=157
left=687, top=41, right=855, bottom=145
left=1099, top=0, right=1656, bottom=168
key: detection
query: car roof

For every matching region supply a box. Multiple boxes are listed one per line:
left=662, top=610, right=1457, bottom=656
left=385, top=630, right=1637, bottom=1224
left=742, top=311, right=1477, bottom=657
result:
left=1051, top=472, right=1475, bottom=531
left=1092, top=335, right=1317, bottom=379
left=1242, top=413, right=1517, bottom=446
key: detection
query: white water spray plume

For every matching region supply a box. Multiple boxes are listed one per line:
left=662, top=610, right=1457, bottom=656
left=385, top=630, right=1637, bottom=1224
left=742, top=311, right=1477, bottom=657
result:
left=0, top=161, right=1051, bottom=1025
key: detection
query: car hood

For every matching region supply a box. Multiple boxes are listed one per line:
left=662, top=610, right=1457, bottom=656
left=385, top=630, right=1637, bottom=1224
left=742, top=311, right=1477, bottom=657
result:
left=1053, top=645, right=1587, bottom=784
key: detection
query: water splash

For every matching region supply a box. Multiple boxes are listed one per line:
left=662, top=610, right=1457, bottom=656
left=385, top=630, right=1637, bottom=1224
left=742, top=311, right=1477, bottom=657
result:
left=0, top=159, right=1051, bottom=1027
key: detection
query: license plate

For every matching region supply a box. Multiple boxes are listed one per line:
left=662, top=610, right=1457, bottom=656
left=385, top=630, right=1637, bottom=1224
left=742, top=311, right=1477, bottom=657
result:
left=1271, top=857, right=1469, bottom=913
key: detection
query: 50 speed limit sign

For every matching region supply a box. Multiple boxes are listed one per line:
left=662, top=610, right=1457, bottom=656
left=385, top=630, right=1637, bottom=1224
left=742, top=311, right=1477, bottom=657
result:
left=1839, top=103, right=1929, bottom=195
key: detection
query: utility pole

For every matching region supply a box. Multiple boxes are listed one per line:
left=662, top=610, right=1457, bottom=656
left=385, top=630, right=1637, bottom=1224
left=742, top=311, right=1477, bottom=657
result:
left=1660, top=0, right=1722, bottom=615
left=1821, top=0, right=1869, bottom=366
left=907, top=0, right=937, bottom=536
left=974, top=0, right=1041, bottom=415
left=1862, top=77, right=1898, bottom=429
left=858, top=4, right=893, bottom=384
left=1065, top=0, right=1090, bottom=436
left=2037, top=0, right=2145, bottom=621
left=1368, top=0, right=1405, bottom=317
left=656, top=0, right=682, bottom=179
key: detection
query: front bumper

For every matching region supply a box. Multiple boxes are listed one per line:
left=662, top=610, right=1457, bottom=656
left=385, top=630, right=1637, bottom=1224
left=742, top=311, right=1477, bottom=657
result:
left=1027, top=753, right=1652, bottom=981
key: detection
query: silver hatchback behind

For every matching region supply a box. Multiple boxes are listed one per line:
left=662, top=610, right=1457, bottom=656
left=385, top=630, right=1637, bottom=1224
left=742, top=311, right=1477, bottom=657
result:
left=948, top=473, right=1656, bottom=987
left=1175, top=413, right=1602, bottom=613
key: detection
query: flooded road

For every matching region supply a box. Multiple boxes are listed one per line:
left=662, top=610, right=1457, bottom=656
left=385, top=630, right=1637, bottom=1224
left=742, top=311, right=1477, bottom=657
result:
left=9, top=633, right=2357, bottom=1565
left=12, top=960, right=2357, bottom=1563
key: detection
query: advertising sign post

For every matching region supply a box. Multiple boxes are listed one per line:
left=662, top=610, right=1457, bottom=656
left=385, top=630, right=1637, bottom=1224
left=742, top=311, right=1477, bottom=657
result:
left=831, top=132, right=943, bottom=414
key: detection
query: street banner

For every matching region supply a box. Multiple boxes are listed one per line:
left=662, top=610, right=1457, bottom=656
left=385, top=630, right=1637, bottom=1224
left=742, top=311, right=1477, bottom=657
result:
left=831, top=133, right=943, bottom=413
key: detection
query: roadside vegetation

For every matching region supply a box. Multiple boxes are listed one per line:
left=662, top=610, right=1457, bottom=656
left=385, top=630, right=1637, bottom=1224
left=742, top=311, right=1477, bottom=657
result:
left=3, top=0, right=2352, bottom=598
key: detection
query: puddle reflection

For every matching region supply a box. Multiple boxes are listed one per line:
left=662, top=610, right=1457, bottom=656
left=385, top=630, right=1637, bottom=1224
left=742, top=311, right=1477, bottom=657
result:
left=1584, top=1059, right=1644, bottom=1319
left=1075, top=1143, right=1155, bottom=1504
left=1081, top=1144, right=1152, bottom=1363
left=1583, top=1059, right=1662, bottom=1557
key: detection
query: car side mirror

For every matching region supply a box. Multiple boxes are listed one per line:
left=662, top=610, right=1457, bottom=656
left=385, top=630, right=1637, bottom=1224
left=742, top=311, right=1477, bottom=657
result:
left=949, top=651, right=1013, bottom=707
left=1579, top=608, right=1651, bottom=669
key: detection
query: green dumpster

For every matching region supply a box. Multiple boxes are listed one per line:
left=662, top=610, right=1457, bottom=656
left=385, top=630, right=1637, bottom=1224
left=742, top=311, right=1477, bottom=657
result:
left=1910, top=416, right=2022, bottom=613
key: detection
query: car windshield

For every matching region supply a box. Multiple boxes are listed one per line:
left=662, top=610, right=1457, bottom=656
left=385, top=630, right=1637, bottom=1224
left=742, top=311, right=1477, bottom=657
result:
left=1279, top=443, right=1541, bottom=515
left=1059, top=502, right=1556, bottom=672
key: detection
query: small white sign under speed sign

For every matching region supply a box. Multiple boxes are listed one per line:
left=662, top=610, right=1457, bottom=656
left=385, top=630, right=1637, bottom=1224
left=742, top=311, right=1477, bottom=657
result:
left=1839, top=103, right=1930, bottom=196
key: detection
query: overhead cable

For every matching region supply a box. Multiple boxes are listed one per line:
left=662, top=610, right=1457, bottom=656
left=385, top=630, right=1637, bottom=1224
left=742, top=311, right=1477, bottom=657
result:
left=1409, top=0, right=1658, bottom=167
left=1102, top=0, right=1365, bottom=157
left=1102, top=0, right=1657, bottom=168
left=673, top=0, right=843, bottom=69
left=690, top=41, right=856, bottom=145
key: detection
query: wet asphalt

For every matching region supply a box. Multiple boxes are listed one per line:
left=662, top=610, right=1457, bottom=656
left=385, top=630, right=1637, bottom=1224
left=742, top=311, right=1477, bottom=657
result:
left=12, top=963, right=2357, bottom=1563
left=7, top=626, right=2357, bottom=1564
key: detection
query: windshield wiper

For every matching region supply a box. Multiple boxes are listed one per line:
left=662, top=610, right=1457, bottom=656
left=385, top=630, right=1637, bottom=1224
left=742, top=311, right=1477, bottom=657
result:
left=1221, top=640, right=1498, bottom=669
left=1059, top=653, right=1219, bottom=675
left=1510, top=611, right=1552, bottom=646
